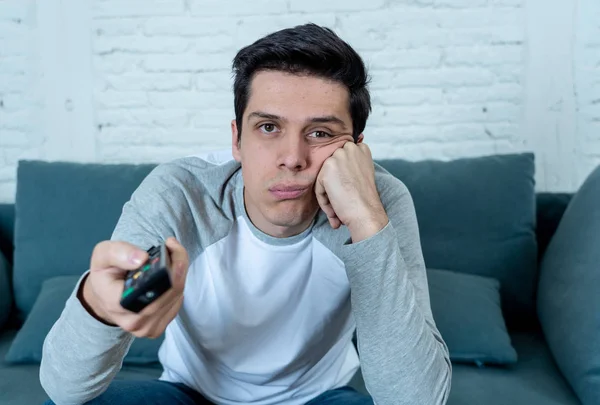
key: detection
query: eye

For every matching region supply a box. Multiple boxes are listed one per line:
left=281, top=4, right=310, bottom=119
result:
left=259, top=123, right=279, bottom=133
left=308, top=130, right=332, bottom=139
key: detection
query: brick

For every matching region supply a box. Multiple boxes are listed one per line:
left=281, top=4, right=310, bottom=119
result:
left=104, top=73, right=192, bottom=91
left=93, top=19, right=142, bottom=37
left=93, top=54, right=145, bottom=74
left=580, top=50, right=600, bottom=69
left=195, top=72, right=233, bottom=91
left=0, top=38, right=26, bottom=56
left=0, top=71, right=28, bottom=94
left=444, top=45, right=523, bottom=67
left=194, top=35, right=235, bottom=54
left=0, top=167, right=16, bottom=182
left=371, top=103, right=520, bottom=127
left=147, top=91, right=231, bottom=109
left=443, top=83, right=522, bottom=104
left=440, top=124, right=499, bottom=142
left=364, top=49, right=442, bottom=69
left=0, top=129, right=30, bottom=147
left=433, top=0, right=488, bottom=8
left=289, top=0, right=385, bottom=12
left=480, top=102, right=521, bottom=122
left=96, top=109, right=191, bottom=129
left=94, top=36, right=191, bottom=55
left=371, top=88, right=444, bottom=106
left=189, top=0, right=287, bottom=17
left=0, top=181, right=16, bottom=203
left=191, top=109, right=236, bottom=128
left=100, top=144, right=218, bottom=164
left=1, top=146, right=41, bottom=165
left=144, top=17, right=233, bottom=37
left=95, top=91, right=148, bottom=108
left=99, top=127, right=227, bottom=146
left=0, top=110, right=29, bottom=130
left=437, top=9, right=524, bottom=29
left=0, top=21, right=27, bottom=37
left=489, top=0, right=523, bottom=6
left=585, top=140, right=600, bottom=156
left=0, top=93, right=30, bottom=111
left=93, top=0, right=185, bottom=19
left=231, top=14, right=337, bottom=50
left=0, top=0, right=30, bottom=22
left=142, top=52, right=234, bottom=72
left=371, top=68, right=496, bottom=88
left=365, top=125, right=441, bottom=144
left=0, top=55, right=28, bottom=74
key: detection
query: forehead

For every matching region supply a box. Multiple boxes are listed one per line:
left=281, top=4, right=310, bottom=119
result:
left=246, top=70, right=350, bottom=119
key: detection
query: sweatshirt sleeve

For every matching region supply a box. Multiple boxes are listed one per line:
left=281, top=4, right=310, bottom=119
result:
left=340, top=172, right=452, bottom=405
left=39, top=163, right=198, bottom=405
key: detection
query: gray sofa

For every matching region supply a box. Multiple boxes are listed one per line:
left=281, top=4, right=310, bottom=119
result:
left=0, top=153, right=597, bottom=405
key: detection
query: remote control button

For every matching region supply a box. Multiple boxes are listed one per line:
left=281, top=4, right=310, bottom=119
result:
left=133, top=271, right=142, bottom=279
left=123, top=287, right=134, bottom=298
left=152, top=257, right=159, bottom=265
left=145, top=291, right=155, bottom=299
left=143, top=264, right=151, bottom=272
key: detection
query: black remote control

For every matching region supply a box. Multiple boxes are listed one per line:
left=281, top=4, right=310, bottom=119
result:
left=120, top=244, right=172, bottom=313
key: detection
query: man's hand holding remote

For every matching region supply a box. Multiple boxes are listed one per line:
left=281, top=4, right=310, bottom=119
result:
left=79, top=237, right=188, bottom=338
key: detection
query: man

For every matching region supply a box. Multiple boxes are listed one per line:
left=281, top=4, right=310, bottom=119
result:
left=40, top=24, right=451, bottom=405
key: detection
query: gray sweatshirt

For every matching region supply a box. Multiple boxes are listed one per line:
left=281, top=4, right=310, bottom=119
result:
left=40, top=155, right=451, bottom=405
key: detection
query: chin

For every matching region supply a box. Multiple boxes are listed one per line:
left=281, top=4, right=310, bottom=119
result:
left=269, top=206, right=316, bottom=229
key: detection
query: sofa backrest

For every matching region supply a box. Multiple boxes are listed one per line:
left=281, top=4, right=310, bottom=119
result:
left=0, top=194, right=574, bottom=267
left=0, top=157, right=575, bottom=330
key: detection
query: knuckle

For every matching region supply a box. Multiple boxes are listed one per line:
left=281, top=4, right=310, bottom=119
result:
left=121, top=318, right=142, bottom=334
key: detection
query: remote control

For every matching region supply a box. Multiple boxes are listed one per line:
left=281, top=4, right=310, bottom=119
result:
left=120, top=244, right=172, bottom=313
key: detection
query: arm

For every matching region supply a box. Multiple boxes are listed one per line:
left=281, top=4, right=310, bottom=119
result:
left=341, top=175, right=452, bottom=405
left=40, top=272, right=136, bottom=405
left=40, top=164, right=193, bottom=405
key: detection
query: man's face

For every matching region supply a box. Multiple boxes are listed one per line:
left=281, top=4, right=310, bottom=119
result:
left=232, top=70, right=360, bottom=238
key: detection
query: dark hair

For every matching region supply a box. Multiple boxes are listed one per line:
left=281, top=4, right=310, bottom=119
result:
left=232, top=23, right=371, bottom=143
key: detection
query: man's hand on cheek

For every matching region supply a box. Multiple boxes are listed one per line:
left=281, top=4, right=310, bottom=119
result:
left=315, top=141, right=389, bottom=243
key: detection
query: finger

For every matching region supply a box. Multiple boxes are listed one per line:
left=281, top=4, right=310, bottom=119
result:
left=91, top=241, right=148, bottom=273
left=165, top=237, right=189, bottom=292
left=135, top=294, right=183, bottom=339
left=315, top=172, right=335, bottom=215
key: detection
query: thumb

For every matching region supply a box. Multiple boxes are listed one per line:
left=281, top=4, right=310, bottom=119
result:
left=91, top=241, right=149, bottom=274
left=165, top=237, right=189, bottom=291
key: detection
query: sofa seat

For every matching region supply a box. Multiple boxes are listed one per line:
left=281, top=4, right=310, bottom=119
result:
left=448, top=331, right=580, bottom=405
left=0, top=328, right=163, bottom=405
left=1, top=328, right=582, bottom=405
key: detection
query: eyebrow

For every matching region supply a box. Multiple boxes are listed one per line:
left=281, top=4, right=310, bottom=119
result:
left=247, top=111, right=348, bottom=130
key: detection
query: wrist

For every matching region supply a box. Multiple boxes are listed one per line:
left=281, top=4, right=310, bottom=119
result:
left=347, top=209, right=389, bottom=243
left=79, top=274, right=117, bottom=327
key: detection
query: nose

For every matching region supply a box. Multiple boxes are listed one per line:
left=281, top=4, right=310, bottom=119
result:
left=278, top=133, right=309, bottom=171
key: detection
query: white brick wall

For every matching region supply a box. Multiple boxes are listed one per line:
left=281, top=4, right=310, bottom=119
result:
left=0, top=0, right=599, bottom=203
left=0, top=0, right=43, bottom=202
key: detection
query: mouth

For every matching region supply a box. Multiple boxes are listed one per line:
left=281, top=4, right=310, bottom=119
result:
left=269, top=184, right=310, bottom=200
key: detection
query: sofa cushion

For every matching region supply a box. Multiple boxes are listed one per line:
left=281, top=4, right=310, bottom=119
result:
left=0, top=250, right=11, bottom=330
left=447, top=332, right=580, bottom=405
left=5, top=275, right=164, bottom=365
left=12, top=160, right=157, bottom=318
left=537, top=165, right=600, bottom=405
left=0, top=327, right=163, bottom=405
left=427, top=268, right=517, bottom=365
left=375, top=153, right=537, bottom=329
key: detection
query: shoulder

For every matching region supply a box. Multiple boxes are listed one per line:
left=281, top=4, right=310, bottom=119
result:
left=136, top=152, right=241, bottom=198
left=373, top=161, right=411, bottom=205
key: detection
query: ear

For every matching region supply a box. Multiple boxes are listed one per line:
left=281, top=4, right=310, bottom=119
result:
left=231, top=119, right=242, bottom=162
left=356, top=133, right=364, bottom=143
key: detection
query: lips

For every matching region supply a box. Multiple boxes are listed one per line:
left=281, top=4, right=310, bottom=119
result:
left=269, top=184, right=310, bottom=200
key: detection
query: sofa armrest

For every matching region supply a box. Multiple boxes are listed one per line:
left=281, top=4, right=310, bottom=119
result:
left=0, top=248, right=12, bottom=331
